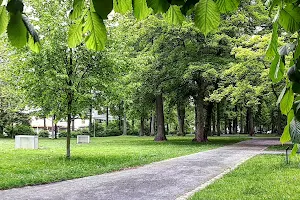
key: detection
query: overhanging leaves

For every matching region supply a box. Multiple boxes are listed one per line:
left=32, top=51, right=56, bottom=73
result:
left=68, top=19, right=83, bottom=48
left=269, top=54, right=284, bottom=83
left=279, top=4, right=300, bottom=33
left=216, top=0, right=239, bottom=13
left=164, top=5, right=185, bottom=25
left=133, top=0, right=151, bottom=20
left=266, top=22, right=278, bottom=59
left=70, top=0, right=84, bottom=20
left=114, top=0, right=132, bottom=14
left=7, top=12, right=27, bottom=48
left=0, top=6, right=8, bottom=35
left=92, top=0, right=113, bottom=19
left=280, top=124, right=291, bottom=143
left=84, top=11, right=107, bottom=51
left=280, top=87, right=294, bottom=115
left=194, top=0, right=220, bottom=36
left=146, top=0, right=170, bottom=13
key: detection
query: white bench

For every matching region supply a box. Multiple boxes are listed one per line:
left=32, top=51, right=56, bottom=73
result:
left=15, top=135, right=38, bottom=149
left=77, top=135, right=90, bottom=144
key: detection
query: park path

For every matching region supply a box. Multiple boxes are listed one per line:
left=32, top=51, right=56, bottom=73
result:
left=1, top=138, right=280, bottom=200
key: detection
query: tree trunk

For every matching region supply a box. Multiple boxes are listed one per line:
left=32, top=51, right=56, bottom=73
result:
left=228, top=120, right=232, bottom=134
left=205, top=102, right=213, bottom=137
left=140, top=117, right=144, bottom=136
left=43, top=117, right=47, bottom=130
left=150, top=113, right=155, bottom=136
left=132, top=119, right=135, bottom=131
left=71, top=117, right=75, bottom=131
left=224, top=118, right=227, bottom=134
left=106, top=106, right=109, bottom=127
left=123, top=111, right=127, bottom=135
left=193, top=94, right=207, bottom=142
left=177, top=102, right=185, bottom=136
left=54, top=122, right=57, bottom=139
left=233, top=106, right=238, bottom=134
left=217, top=103, right=221, bottom=136
left=248, top=108, right=254, bottom=136
left=89, top=105, right=92, bottom=134
left=212, top=106, right=216, bottom=136
left=154, top=94, right=167, bottom=141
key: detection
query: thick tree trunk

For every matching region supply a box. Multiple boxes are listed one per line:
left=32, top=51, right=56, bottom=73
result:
left=154, top=94, right=167, bottom=141
left=224, top=118, right=227, bottom=134
left=106, top=107, right=109, bottom=127
left=140, top=117, right=144, bottom=136
left=193, top=94, right=207, bottom=142
left=212, top=106, right=216, bottom=136
left=233, top=106, right=238, bottom=134
left=177, top=102, right=185, bottom=136
left=228, top=120, right=232, bottom=134
left=89, top=105, right=92, bottom=134
left=150, top=113, right=155, bottom=136
left=205, top=102, right=213, bottom=137
left=240, top=112, right=243, bottom=134
left=248, top=108, right=254, bottom=136
left=54, top=122, right=57, bottom=139
left=217, top=103, right=221, bottom=136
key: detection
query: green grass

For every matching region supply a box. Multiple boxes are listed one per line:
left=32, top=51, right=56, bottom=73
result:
left=267, top=143, right=293, bottom=151
left=0, top=135, right=245, bottom=190
left=190, top=154, right=300, bottom=200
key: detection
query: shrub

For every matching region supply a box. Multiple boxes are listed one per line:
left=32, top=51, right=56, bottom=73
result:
left=59, top=131, right=67, bottom=137
left=39, top=130, right=50, bottom=138
left=6, top=125, right=36, bottom=138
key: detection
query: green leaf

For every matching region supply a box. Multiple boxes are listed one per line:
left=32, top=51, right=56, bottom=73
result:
left=280, top=124, right=291, bottom=143
left=164, top=5, right=185, bottom=25
left=288, top=109, right=294, bottom=124
left=279, top=4, right=300, bottom=33
left=290, top=144, right=298, bottom=157
left=269, top=54, right=284, bottom=83
left=0, top=6, right=8, bottom=35
left=181, top=0, right=198, bottom=15
left=68, top=19, right=83, bottom=48
left=6, top=0, right=23, bottom=13
left=194, top=0, right=220, bottom=36
left=92, top=0, right=113, bottom=19
left=267, top=0, right=279, bottom=17
left=292, top=82, right=300, bottom=94
left=216, top=0, right=239, bottom=13
left=28, top=34, right=41, bottom=53
left=295, top=37, right=300, bottom=60
left=114, top=0, right=132, bottom=14
left=266, top=23, right=278, bottom=59
left=7, top=12, right=27, bottom=48
left=84, top=11, right=107, bottom=51
left=280, top=87, right=294, bottom=115
left=146, top=0, right=170, bottom=13
left=277, top=86, right=286, bottom=106
left=133, top=0, right=151, bottom=20
left=70, top=0, right=84, bottom=20
left=290, top=119, right=300, bottom=143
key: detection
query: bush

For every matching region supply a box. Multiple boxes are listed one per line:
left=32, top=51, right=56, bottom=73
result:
left=39, top=130, right=50, bottom=138
left=59, top=131, right=67, bottom=137
left=127, top=130, right=139, bottom=136
left=6, top=125, right=36, bottom=138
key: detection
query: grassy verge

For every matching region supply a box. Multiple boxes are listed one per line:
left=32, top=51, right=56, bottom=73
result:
left=0, top=136, right=245, bottom=190
left=190, top=154, right=300, bottom=200
left=267, top=143, right=293, bottom=151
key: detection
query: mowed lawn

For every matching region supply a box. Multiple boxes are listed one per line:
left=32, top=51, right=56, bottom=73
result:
left=190, top=154, right=300, bottom=200
left=0, top=136, right=245, bottom=190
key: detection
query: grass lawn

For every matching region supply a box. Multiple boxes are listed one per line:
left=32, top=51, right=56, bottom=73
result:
left=190, top=154, right=300, bottom=200
left=267, top=143, right=293, bottom=151
left=0, top=135, right=245, bottom=190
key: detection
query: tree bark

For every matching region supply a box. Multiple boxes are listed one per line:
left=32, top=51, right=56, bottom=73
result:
left=123, top=111, right=127, bottom=135
left=89, top=105, right=92, bottom=134
left=248, top=108, right=254, bottom=136
left=150, top=113, right=155, bottom=136
left=193, top=93, right=207, bottom=142
left=140, top=117, right=144, bottom=136
left=43, top=117, right=47, bottom=130
left=177, top=102, right=185, bottom=136
left=217, top=103, right=221, bottom=136
left=106, top=106, right=109, bottom=127
left=233, top=106, right=238, bottom=134
left=205, top=102, right=213, bottom=137
left=212, top=106, right=216, bottom=136
left=154, top=94, right=167, bottom=141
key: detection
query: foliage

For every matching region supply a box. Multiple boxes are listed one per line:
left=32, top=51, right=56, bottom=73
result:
left=38, top=130, right=49, bottom=138
left=6, top=124, right=35, bottom=138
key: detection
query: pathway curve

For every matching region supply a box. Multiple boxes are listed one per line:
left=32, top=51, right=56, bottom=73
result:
left=0, top=138, right=280, bottom=200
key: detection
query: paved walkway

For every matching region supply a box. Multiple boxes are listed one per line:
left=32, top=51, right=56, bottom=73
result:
left=1, top=138, right=280, bottom=200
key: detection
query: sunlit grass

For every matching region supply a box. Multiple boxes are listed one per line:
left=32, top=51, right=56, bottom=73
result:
left=0, top=135, right=246, bottom=190
left=190, top=154, right=300, bottom=200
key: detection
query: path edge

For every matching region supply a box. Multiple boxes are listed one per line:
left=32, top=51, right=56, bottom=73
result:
left=176, top=147, right=267, bottom=200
